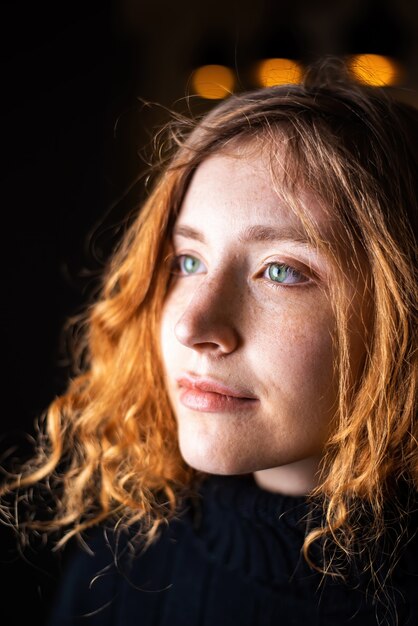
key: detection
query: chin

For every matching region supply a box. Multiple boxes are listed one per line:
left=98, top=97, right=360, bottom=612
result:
left=178, top=440, right=255, bottom=476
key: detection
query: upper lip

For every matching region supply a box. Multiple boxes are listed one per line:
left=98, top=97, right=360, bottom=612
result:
left=176, top=373, right=258, bottom=400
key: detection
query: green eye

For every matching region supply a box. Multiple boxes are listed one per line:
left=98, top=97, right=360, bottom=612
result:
left=266, top=263, right=305, bottom=285
left=171, top=254, right=203, bottom=275
left=183, top=255, right=201, bottom=274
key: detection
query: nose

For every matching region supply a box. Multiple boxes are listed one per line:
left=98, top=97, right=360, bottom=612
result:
left=174, top=274, right=241, bottom=355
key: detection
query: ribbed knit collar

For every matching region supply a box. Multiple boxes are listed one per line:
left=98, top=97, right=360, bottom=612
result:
left=194, top=473, right=313, bottom=529
left=184, top=473, right=322, bottom=589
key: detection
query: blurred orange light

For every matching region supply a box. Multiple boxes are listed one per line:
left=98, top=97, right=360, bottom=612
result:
left=192, top=65, right=235, bottom=99
left=348, top=54, right=402, bottom=87
left=255, top=58, right=302, bottom=87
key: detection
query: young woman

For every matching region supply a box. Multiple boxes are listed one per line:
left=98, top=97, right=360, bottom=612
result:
left=1, top=59, right=417, bottom=625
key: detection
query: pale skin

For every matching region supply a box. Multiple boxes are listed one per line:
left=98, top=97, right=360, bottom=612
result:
left=159, top=143, right=370, bottom=496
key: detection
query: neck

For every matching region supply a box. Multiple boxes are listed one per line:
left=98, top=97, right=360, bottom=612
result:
left=252, top=456, right=322, bottom=496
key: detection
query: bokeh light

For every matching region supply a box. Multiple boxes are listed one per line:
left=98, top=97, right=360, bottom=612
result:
left=348, top=54, right=402, bottom=87
left=255, top=58, right=303, bottom=87
left=192, top=64, right=235, bottom=99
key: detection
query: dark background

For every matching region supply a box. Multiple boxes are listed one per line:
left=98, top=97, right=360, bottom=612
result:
left=1, top=1, right=418, bottom=623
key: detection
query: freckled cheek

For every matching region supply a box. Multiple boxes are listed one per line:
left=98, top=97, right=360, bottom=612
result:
left=249, top=307, right=337, bottom=401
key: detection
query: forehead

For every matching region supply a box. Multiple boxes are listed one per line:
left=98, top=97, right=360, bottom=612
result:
left=177, top=144, right=336, bottom=239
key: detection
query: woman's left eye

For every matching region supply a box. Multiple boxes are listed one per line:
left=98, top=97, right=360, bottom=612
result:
left=262, top=262, right=308, bottom=286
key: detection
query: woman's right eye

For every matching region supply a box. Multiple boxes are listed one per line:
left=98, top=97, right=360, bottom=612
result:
left=170, top=254, right=206, bottom=276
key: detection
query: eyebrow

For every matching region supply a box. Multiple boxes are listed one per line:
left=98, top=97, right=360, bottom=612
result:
left=173, top=224, right=313, bottom=246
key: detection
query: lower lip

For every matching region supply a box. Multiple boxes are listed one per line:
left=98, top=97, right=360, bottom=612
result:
left=179, top=388, right=258, bottom=413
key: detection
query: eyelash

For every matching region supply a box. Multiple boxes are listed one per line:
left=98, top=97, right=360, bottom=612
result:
left=169, top=254, right=310, bottom=289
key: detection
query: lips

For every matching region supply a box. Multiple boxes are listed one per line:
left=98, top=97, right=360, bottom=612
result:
left=176, top=374, right=258, bottom=399
left=176, top=374, right=259, bottom=413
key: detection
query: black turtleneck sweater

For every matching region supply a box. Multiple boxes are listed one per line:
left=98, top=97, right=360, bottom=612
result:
left=46, top=474, right=418, bottom=625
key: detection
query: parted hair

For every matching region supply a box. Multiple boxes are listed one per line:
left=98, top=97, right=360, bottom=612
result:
left=1, top=59, right=417, bottom=616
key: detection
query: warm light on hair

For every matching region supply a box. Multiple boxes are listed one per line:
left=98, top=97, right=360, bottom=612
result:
left=348, top=53, right=403, bottom=87
left=192, top=64, right=235, bottom=99
left=1, top=59, right=417, bottom=618
left=254, top=58, right=303, bottom=87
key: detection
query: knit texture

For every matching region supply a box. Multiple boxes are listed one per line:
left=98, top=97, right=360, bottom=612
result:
left=46, top=473, right=418, bottom=625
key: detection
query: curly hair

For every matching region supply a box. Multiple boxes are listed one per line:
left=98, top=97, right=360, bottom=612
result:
left=1, top=59, right=417, bottom=615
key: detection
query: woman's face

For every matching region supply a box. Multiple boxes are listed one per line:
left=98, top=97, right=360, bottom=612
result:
left=159, top=144, right=369, bottom=495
